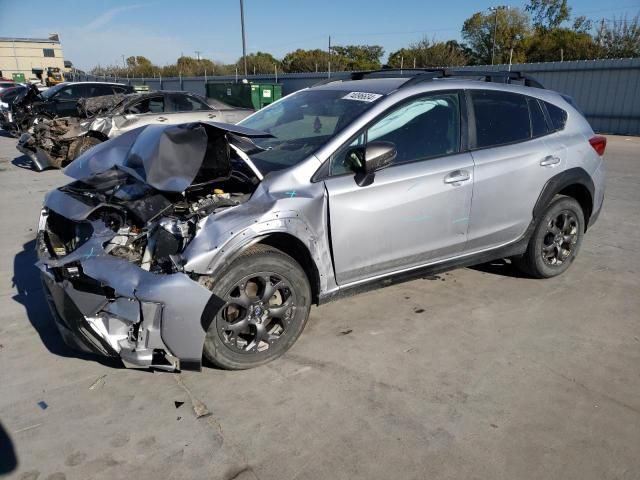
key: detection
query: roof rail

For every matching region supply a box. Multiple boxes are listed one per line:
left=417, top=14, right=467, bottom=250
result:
left=347, top=68, right=545, bottom=89
left=350, top=68, right=446, bottom=80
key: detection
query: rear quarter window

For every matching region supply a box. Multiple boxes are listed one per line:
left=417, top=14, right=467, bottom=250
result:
left=545, top=102, right=568, bottom=131
left=527, top=97, right=548, bottom=137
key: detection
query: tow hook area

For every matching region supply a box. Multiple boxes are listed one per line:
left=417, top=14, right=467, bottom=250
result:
left=84, top=296, right=179, bottom=371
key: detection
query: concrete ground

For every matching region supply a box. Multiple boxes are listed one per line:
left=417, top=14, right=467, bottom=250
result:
left=0, top=132, right=638, bottom=480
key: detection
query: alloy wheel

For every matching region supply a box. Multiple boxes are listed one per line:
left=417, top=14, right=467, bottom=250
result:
left=217, top=272, right=296, bottom=354
left=541, top=210, right=579, bottom=266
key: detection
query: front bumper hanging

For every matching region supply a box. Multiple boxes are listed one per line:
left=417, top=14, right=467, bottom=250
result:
left=36, top=207, right=218, bottom=371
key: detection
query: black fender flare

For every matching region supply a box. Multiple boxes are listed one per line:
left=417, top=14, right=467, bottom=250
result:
left=532, top=167, right=595, bottom=223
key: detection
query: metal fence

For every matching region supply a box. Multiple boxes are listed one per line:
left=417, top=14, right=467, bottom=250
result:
left=70, top=58, right=640, bottom=135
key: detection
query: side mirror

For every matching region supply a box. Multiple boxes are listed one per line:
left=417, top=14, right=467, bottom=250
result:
left=345, top=141, right=396, bottom=187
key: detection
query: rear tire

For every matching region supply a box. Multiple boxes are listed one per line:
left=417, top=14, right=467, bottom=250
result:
left=200, top=244, right=311, bottom=370
left=514, top=195, right=584, bottom=278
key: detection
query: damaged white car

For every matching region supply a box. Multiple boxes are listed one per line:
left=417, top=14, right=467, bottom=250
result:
left=18, top=91, right=252, bottom=171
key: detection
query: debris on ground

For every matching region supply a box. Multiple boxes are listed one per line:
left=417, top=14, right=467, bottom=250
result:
left=338, top=329, right=353, bottom=336
left=174, top=374, right=211, bottom=418
left=174, top=401, right=185, bottom=409
left=37, top=401, right=48, bottom=410
left=13, top=423, right=43, bottom=434
left=414, top=308, right=425, bottom=314
left=88, top=374, right=107, bottom=391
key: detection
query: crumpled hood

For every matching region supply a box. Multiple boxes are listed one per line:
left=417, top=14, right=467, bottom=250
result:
left=64, top=121, right=271, bottom=193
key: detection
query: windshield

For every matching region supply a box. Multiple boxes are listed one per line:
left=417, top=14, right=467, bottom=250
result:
left=40, top=83, right=67, bottom=99
left=238, top=89, right=380, bottom=174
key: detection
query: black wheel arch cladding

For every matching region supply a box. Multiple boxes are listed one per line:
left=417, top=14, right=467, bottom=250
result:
left=533, top=167, right=594, bottom=227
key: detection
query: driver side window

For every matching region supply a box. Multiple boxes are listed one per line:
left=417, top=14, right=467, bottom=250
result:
left=330, top=92, right=460, bottom=176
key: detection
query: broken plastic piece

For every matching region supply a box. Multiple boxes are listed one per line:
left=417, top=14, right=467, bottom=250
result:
left=37, top=401, right=48, bottom=410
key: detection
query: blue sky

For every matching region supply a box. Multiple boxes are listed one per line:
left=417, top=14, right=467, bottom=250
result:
left=1, top=0, right=638, bottom=70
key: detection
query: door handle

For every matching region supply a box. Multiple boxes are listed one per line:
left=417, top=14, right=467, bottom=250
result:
left=207, top=113, right=217, bottom=119
left=157, top=116, right=168, bottom=122
left=444, top=169, right=471, bottom=184
left=540, top=155, right=560, bottom=166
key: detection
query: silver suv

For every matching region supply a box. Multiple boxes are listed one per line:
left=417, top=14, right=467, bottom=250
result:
left=36, top=70, right=606, bottom=371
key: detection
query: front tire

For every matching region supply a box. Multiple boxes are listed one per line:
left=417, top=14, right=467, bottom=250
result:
left=514, top=195, right=585, bottom=278
left=200, top=244, right=312, bottom=370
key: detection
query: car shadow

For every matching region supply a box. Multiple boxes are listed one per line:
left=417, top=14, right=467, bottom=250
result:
left=11, top=154, right=34, bottom=170
left=0, top=421, right=17, bottom=475
left=0, top=129, right=16, bottom=139
left=12, top=239, right=124, bottom=369
left=469, top=258, right=530, bottom=278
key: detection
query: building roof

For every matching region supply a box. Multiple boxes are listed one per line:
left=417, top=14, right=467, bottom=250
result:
left=0, top=37, right=60, bottom=44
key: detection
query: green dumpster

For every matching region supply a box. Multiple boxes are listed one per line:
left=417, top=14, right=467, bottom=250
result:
left=12, top=73, right=26, bottom=83
left=206, top=82, right=282, bottom=110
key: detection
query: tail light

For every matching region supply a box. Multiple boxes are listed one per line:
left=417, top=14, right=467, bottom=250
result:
left=589, top=135, right=606, bottom=156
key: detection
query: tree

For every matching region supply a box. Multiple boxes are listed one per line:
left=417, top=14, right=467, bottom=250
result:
left=281, top=49, right=347, bottom=72
left=387, top=38, right=468, bottom=68
left=125, top=55, right=156, bottom=77
left=236, top=51, right=281, bottom=75
left=595, top=14, right=640, bottom=58
left=525, top=28, right=601, bottom=62
left=330, top=45, right=384, bottom=70
left=462, top=8, right=530, bottom=64
left=525, top=0, right=571, bottom=30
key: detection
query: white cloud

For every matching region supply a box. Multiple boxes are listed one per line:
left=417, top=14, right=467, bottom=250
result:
left=80, top=4, right=145, bottom=33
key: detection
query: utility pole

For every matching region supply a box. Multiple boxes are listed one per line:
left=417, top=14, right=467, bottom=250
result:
left=240, top=0, right=248, bottom=77
left=490, top=6, right=508, bottom=65
left=328, top=35, right=331, bottom=78
left=121, top=54, right=126, bottom=68
left=195, top=50, right=201, bottom=61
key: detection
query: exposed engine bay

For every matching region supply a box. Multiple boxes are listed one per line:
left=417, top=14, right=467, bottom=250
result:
left=52, top=170, right=254, bottom=274
left=37, top=121, right=272, bottom=370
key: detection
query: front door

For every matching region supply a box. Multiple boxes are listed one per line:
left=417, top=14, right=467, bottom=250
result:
left=324, top=91, right=474, bottom=285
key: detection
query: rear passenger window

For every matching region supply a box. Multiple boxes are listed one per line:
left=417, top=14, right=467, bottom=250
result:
left=528, top=98, right=548, bottom=137
left=125, top=96, right=164, bottom=114
left=471, top=91, right=530, bottom=148
left=545, top=102, right=568, bottom=131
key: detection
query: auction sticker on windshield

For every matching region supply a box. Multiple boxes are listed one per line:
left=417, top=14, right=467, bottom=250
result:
left=342, top=92, right=383, bottom=102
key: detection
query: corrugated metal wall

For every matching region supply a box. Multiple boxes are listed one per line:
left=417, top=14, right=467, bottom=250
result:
left=69, top=58, right=640, bottom=135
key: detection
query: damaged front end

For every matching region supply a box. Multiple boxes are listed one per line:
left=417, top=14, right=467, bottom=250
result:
left=37, top=121, right=270, bottom=371
left=18, top=117, right=92, bottom=171
left=17, top=94, right=128, bottom=171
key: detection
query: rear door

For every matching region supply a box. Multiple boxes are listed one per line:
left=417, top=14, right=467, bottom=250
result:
left=166, top=93, right=218, bottom=123
left=324, top=91, right=474, bottom=285
left=465, top=89, right=562, bottom=251
left=111, top=95, right=167, bottom=135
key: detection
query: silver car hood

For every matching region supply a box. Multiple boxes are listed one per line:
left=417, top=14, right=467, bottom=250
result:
left=64, top=121, right=271, bottom=193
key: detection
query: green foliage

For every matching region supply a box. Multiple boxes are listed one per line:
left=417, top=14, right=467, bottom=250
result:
left=281, top=49, right=346, bottom=72
left=595, top=14, right=640, bottom=58
left=462, top=8, right=531, bottom=64
left=387, top=38, right=469, bottom=68
left=525, top=28, right=601, bottom=61
left=526, top=0, right=571, bottom=30
left=237, top=51, right=281, bottom=74
left=331, top=45, right=384, bottom=70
